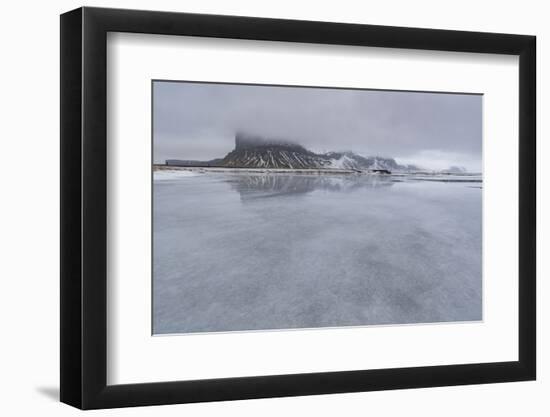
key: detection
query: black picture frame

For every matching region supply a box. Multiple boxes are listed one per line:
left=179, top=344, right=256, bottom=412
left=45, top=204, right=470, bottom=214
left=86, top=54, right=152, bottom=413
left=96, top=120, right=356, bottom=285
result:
left=60, top=6, right=536, bottom=410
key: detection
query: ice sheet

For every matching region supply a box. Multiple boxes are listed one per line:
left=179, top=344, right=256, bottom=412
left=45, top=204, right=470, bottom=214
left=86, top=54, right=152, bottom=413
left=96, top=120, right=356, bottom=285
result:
left=152, top=173, right=482, bottom=334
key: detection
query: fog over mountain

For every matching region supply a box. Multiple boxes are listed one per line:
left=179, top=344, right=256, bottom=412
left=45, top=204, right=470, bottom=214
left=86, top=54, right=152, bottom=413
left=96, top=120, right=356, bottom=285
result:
left=153, top=81, right=482, bottom=172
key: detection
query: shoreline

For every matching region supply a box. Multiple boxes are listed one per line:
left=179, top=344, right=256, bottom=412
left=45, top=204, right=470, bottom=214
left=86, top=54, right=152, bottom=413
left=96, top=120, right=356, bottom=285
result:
left=152, top=164, right=482, bottom=180
left=153, top=164, right=363, bottom=175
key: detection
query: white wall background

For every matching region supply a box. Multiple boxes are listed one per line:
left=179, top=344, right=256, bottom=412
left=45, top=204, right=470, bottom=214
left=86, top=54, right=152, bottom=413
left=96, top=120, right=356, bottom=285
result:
left=0, top=0, right=545, bottom=415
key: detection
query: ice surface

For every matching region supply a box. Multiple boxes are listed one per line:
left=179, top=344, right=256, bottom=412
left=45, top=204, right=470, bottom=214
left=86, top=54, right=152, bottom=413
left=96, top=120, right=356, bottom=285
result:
left=153, top=173, right=482, bottom=334
left=153, top=169, right=200, bottom=181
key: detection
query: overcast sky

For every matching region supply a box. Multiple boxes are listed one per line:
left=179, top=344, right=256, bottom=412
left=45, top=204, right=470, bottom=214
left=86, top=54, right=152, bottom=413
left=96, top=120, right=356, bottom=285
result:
left=153, top=81, right=482, bottom=171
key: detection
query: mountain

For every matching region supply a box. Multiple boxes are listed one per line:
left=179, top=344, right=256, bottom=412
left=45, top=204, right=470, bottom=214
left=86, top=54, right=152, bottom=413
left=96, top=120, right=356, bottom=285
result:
left=219, top=133, right=331, bottom=169
left=441, top=166, right=467, bottom=174
left=321, top=151, right=412, bottom=171
left=166, top=132, right=422, bottom=172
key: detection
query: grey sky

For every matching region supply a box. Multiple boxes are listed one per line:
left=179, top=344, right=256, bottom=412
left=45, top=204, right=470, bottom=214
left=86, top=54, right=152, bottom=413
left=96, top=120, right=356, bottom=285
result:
left=153, top=81, right=482, bottom=171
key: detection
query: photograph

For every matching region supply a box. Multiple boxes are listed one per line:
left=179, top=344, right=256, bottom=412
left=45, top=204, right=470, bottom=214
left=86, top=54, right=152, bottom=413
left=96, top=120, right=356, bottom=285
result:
left=152, top=81, right=483, bottom=335
left=54, top=4, right=538, bottom=411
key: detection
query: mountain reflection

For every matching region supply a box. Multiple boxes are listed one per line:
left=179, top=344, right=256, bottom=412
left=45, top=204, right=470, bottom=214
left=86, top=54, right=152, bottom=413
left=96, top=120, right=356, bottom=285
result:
left=225, top=173, right=395, bottom=201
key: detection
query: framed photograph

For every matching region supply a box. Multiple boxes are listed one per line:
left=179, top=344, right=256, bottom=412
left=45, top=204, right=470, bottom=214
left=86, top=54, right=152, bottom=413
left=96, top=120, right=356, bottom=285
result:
left=60, top=6, right=536, bottom=409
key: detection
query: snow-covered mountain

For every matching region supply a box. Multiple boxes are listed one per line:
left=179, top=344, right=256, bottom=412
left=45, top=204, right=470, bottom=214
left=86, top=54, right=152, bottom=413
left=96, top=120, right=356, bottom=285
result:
left=441, top=166, right=467, bottom=174
left=166, top=133, right=421, bottom=172
left=321, top=151, right=415, bottom=171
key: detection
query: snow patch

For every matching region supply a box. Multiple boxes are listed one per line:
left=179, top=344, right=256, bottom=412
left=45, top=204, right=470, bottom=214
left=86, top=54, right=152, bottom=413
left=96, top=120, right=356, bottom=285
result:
left=328, top=155, right=355, bottom=169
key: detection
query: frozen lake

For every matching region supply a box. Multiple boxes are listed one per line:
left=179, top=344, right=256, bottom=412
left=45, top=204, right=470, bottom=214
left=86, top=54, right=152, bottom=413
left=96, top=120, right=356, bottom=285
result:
left=153, top=172, right=482, bottom=334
